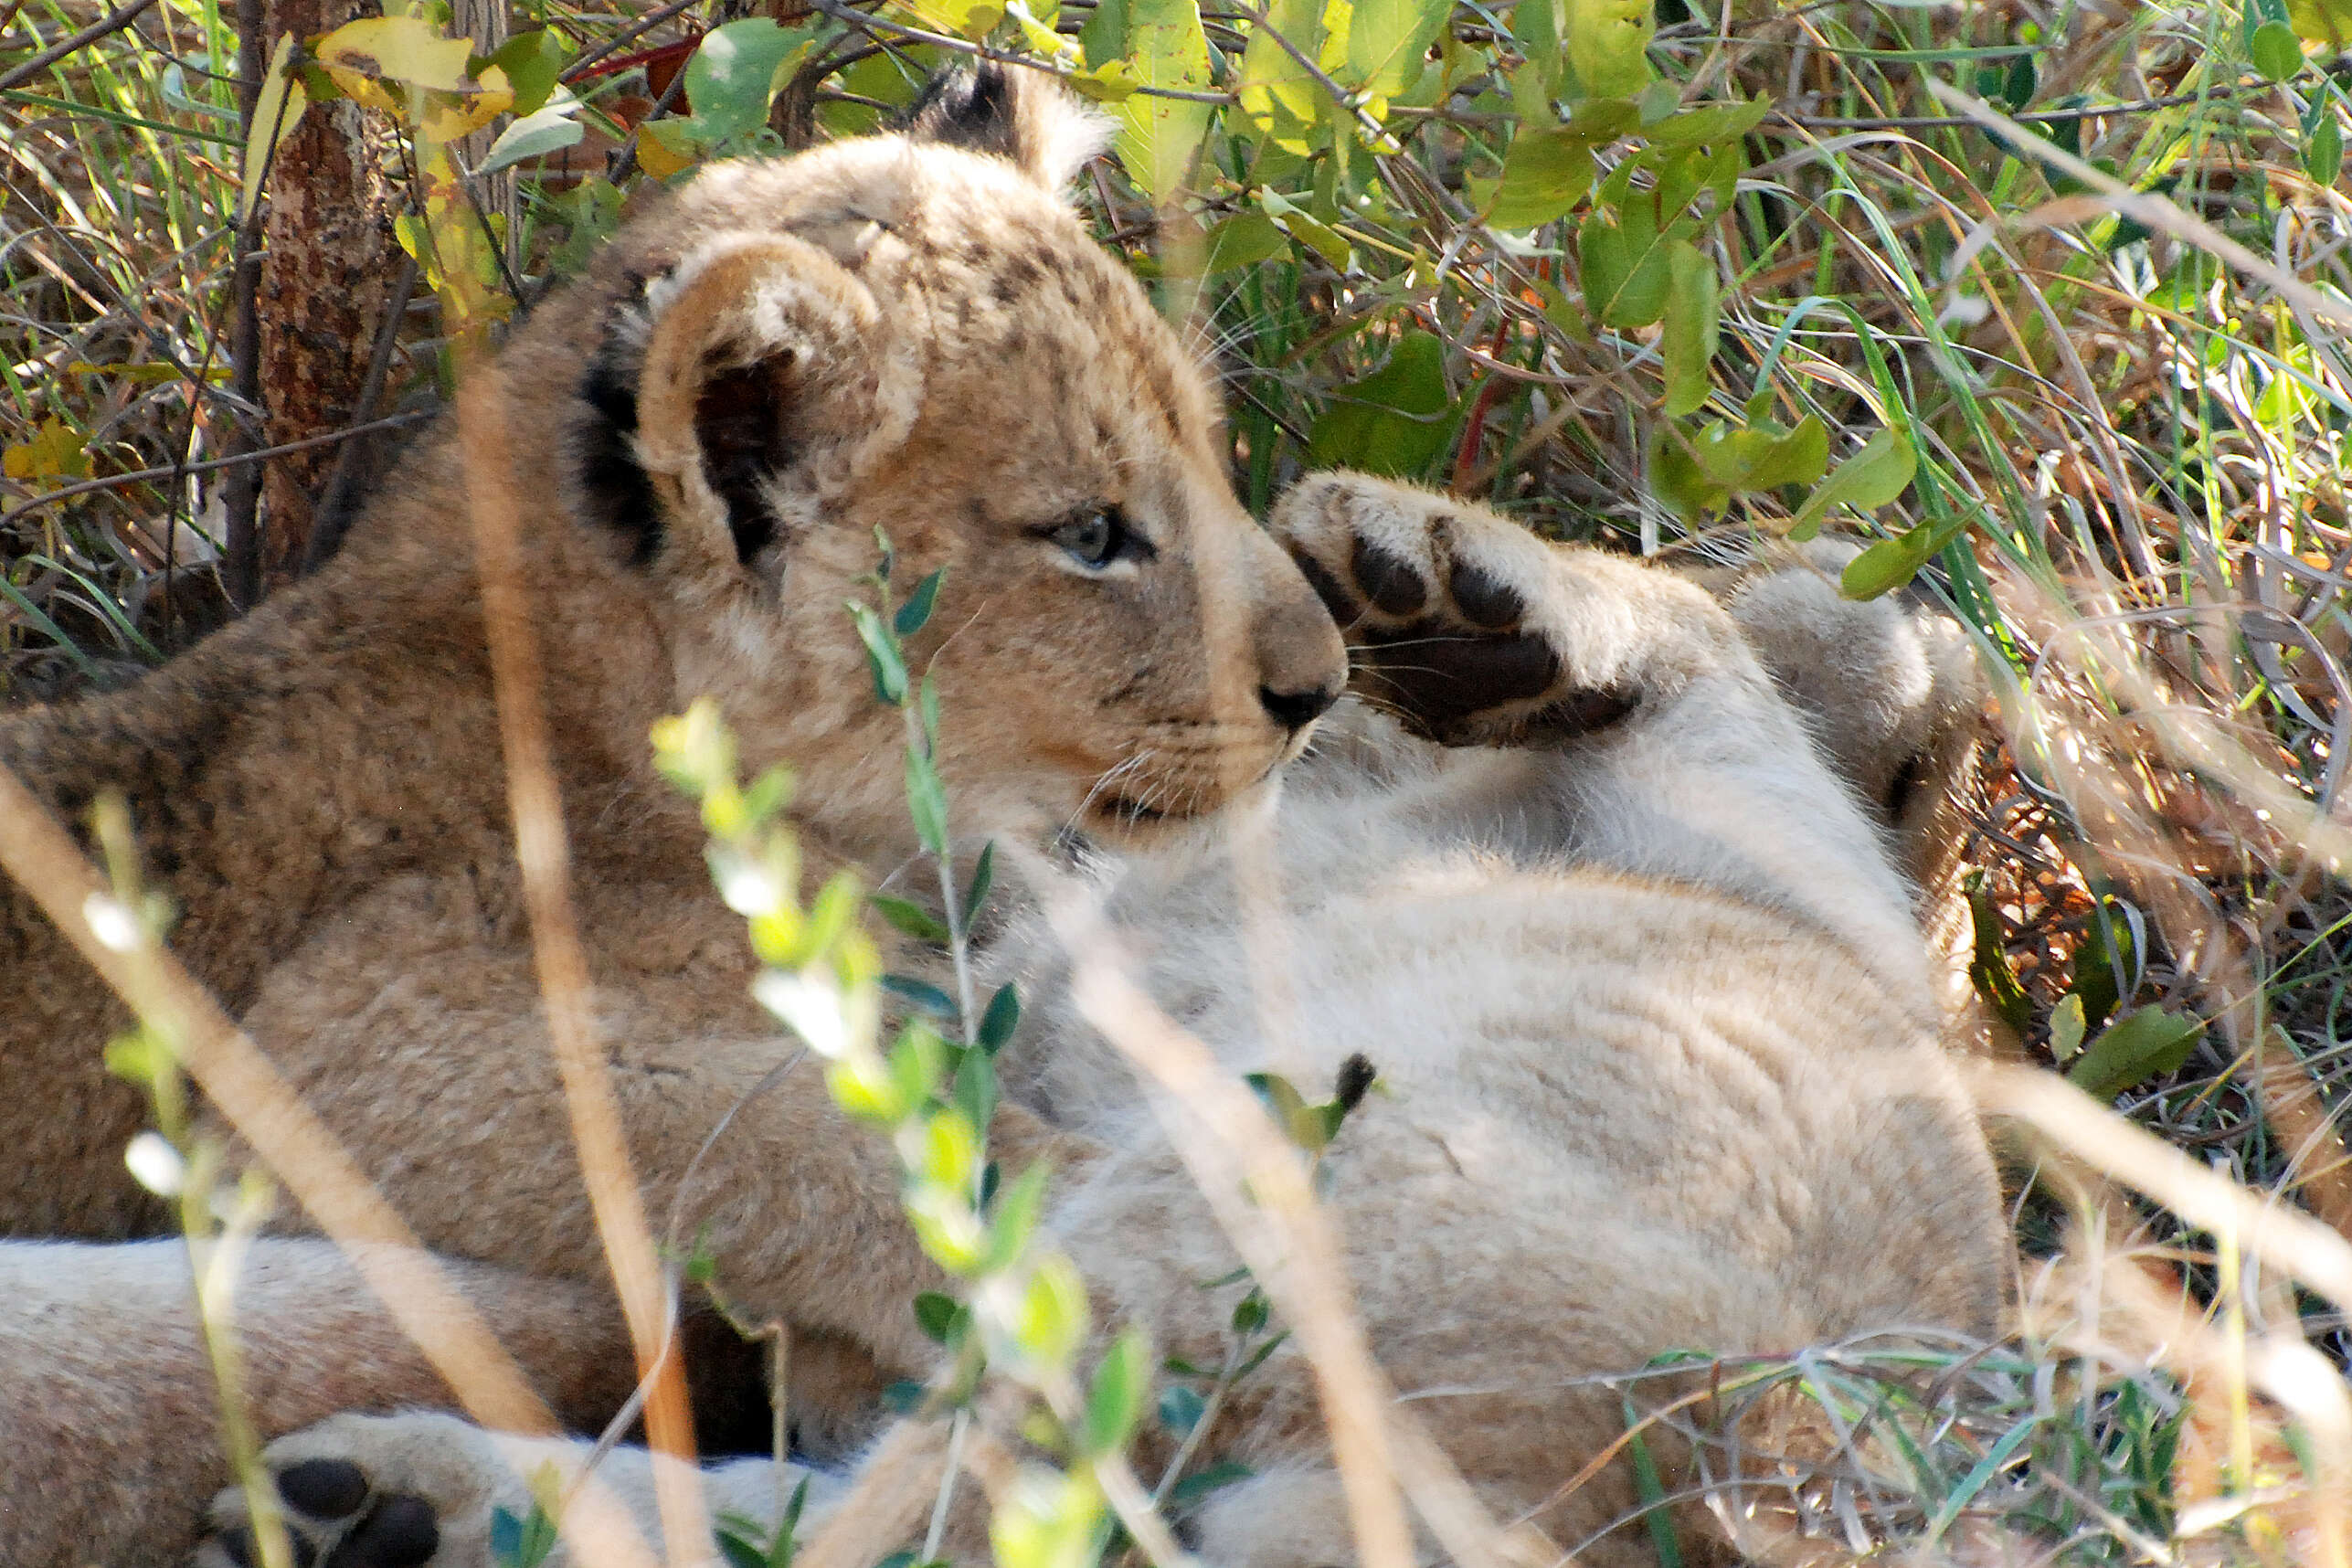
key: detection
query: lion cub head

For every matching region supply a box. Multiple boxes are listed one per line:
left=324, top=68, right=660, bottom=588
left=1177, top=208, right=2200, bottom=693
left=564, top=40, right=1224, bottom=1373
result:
left=516, top=68, right=1345, bottom=853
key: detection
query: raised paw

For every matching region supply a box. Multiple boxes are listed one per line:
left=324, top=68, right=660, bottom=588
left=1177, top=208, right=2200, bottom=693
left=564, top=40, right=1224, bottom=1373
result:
left=1268, top=472, right=1641, bottom=747
left=195, top=1413, right=565, bottom=1568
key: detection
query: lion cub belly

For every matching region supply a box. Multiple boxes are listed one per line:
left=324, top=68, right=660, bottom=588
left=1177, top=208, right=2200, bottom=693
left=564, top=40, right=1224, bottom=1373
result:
left=1040, top=834, right=2001, bottom=1363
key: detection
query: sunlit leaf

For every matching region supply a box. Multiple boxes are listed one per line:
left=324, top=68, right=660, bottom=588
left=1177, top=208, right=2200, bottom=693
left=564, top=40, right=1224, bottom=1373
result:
left=1788, top=428, right=1914, bottom=541
left=2252, top=18, right=2305, bottom=79
left=1081, top=1328, right=1151, bottom=1455
left=1116, top=0, right=1213, bottom=204
left=1659, top=240, right=1717, bottom=417
left=685, top=19, right=820, bottom=143
left=477, top=99, right=583, bottom=176
left=1306, top=330, right=1453, bottom=477
left=1563, top=0, right=1653, bottom=99
left=2067, top=1007, right=2204, bottom=1102
left=1238, top=0, right=1324, bottom=154
left=1344, top=0, right=1447, bottom=100
left=314, top=16, right=476, bottom=107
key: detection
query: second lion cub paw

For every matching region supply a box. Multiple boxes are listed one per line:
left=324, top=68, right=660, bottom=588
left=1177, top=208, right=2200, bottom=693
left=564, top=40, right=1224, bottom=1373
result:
left=1270, top=471, right=1639, bottom=747
left=194, top=1413, right=556, bottom=1568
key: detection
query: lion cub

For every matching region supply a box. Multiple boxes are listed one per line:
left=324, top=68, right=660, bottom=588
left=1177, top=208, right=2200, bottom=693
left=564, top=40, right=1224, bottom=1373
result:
left=196, top=471, right=2006, bottom=1568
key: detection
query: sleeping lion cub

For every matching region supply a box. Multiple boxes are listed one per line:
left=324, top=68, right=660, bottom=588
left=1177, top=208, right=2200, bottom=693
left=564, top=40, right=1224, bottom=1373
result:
left=0, top=65, right=2000, bottom=1568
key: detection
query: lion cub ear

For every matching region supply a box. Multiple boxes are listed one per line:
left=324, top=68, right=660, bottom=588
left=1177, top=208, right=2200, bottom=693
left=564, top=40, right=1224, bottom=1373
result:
left=607, top=234, right=904, bottom=579
left=901, top=62, right=1111, bottom=194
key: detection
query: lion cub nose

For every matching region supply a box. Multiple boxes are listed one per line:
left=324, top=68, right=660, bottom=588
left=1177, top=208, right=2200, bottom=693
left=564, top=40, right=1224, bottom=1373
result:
left=1259, top=681, right=1340, bottom=732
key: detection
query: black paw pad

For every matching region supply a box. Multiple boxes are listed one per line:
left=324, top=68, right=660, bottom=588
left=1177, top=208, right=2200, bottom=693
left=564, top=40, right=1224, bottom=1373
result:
left=331, top=1495, right=440, bottom=1568
left=1350, top=536, right=1427, bottom=616
left=1357, top=624, right=1563, bottom=741
left=280, top=1458, right=372, bottom=1520
left=1446, top=558, right=1524, bottom=630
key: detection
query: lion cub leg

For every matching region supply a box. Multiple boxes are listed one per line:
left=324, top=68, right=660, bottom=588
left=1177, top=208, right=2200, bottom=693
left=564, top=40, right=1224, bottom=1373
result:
left=1268, top=471, right=1932, bottom=981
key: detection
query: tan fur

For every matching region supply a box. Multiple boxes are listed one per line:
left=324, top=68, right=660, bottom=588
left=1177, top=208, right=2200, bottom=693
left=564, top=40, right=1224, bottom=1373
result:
left=0, top=72, right=2001, bottom=1568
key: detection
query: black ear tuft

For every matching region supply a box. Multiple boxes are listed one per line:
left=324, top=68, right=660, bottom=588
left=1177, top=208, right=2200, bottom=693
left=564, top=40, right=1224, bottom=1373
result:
left=694, top=357, right=792, bottom=565
left=899, top=62, right=1109, bottom=192
left=577, top=320, right=662, bottom=567
left=900, top=63, right=1020, bottom=160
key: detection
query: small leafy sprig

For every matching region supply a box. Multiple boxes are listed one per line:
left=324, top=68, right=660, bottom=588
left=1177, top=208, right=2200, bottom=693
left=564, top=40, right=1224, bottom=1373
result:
left=89, top=797, right=293, bottom=1568
left=652, top=544, right=1160, bottom=1568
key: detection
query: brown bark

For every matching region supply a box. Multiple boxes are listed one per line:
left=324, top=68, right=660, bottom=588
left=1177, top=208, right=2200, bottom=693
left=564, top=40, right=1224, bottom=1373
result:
left=249, top=0, right=401, bottom=594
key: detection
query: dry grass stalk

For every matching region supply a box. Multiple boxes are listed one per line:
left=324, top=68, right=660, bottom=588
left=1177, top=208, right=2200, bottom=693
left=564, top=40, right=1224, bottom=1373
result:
left=456, top=370, right=711, bottom=1565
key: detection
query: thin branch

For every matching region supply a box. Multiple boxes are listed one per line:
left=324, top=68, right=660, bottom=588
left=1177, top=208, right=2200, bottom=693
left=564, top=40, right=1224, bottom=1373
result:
left=557, top=0, right=705, bottom=83
left=0, top=0, right=161, bottom=91
left=302, top=252, right=422, bottom=575
left=0, top=413, right=430, bottom=529
left=1775, top=82, right=2268, bottom=132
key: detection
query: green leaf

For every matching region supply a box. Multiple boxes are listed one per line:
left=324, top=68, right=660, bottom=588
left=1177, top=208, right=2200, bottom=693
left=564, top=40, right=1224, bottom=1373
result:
left=1788, top=428, right=1915, bottom=541
left=1116, top=0, right=1214, bottom=204
left=1202, top=211, right=1289, bottom=273
left=1344, top=0, right=1448, bottom=99
left=982, top=1160, right=1054, bottom=1272
left=477, top=101, right=584, bottom=178
left=2304, top=93, right=2345, bottom=184
left=953, top=1043, right=998, bottom=1135
left=488, top=1501, right=559, bottom=1568
left=684, top=19, right=818, bottom=143
left=1642, top=96, right=1771, bottom=147
left=1478, top=126, right=1603, bottom=229
left=905, top=745, right=949, bottom=855
left=895, top=569, right=944, bottom=638
left=1306, top=330, right=1453, bottom=477
left=1158, top=1383, right=1206, bottom=1436
left=1258, top=188, right=1353, bottom=271
left=1620, top=1397, right=1684, bottom=1568
left=872, top=895, right=951, bottom=945
left=964, top=841, right=997, bottom=918
left=848, top=601, right=908, bottom=706
left=486, top=27, right=569, bottom=117
left=2049, top=992, right=2086, bottom=1063
left=1164, top=1461, right=1254, bottom=1509
left=2252, top=17, right=2305, bottom=79
left=914, top=1289, right=967, bottom=1343
left=881, top=972, right=958, bottom=1018
left=1245, top=1070, right=1336, bottom=1151
left=1965, top=874, right=2029, bottom=1034
left=1230, top=1290, right=1269, bottom=1335
left=2066, top=1007, right=2204, bottom=1102
left=1082, top=1328, right=1151, bottom=1455
left=1838, top=515, right=1964, bottom=599
left=1647, top=415, right=1827, bottom=522
left=1563, top=0, right=1653, bottom=99
left=1659, top=241, right=1717, bottom=417
left=2072, top=897, right=2140, bottom=1031
left=978, top=981, right=1022, bottom=1054
left=1236, top=0, right=1323, bottom=154
left=1578, top=199, right=1677, bottom=328
left=2289, top=0, right=2352, bottom=47
left=1014, top=1255, right=1092, bottom=1369
left=239, top=34, right=309, bottom=225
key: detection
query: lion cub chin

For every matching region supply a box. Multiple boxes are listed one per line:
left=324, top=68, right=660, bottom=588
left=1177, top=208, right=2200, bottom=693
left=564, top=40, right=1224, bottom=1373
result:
left=198, top=471, right=2003, bottom=1568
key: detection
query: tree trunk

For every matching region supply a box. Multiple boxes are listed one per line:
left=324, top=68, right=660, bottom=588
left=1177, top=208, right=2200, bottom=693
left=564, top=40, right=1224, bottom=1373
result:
left=246, top=0, right=402, bottom=594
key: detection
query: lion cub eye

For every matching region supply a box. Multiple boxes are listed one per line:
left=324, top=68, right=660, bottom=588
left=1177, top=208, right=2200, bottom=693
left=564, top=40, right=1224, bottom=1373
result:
left=1044, top=506, right=1151, bottom=571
